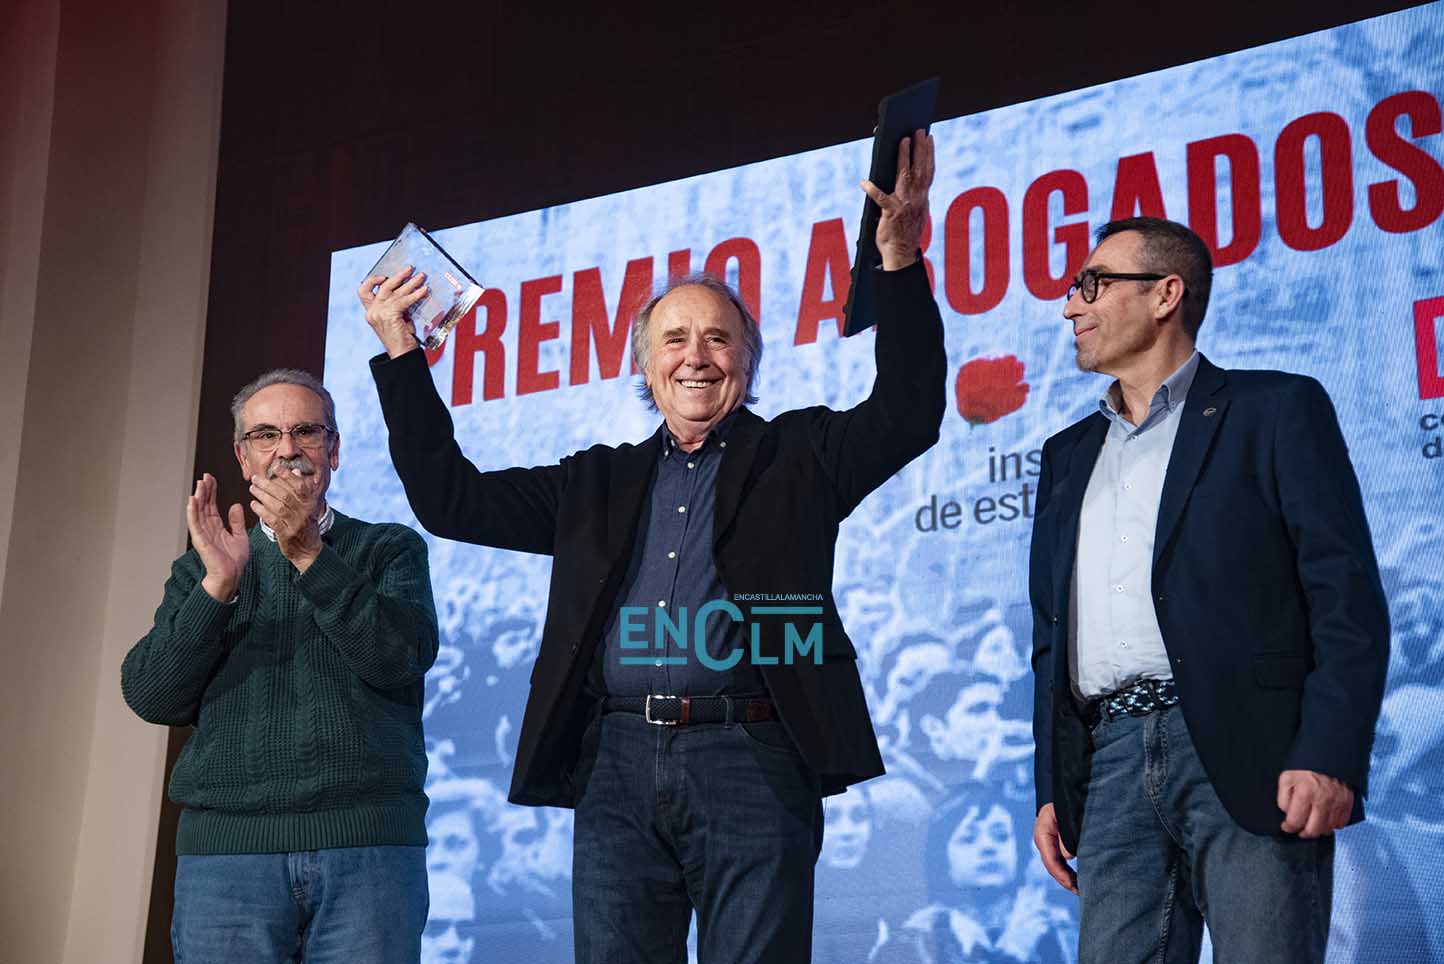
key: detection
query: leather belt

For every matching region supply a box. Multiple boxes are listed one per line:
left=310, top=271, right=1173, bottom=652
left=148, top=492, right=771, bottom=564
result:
left=1084, top=678, right=1179, bottom=728
left=604, top=694, right=775, bottom=726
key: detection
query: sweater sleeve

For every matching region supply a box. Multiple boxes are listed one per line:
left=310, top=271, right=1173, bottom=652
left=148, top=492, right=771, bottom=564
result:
left=121, top=552, right=235, bottom=726
left=295, top=525, right=440, bottom=690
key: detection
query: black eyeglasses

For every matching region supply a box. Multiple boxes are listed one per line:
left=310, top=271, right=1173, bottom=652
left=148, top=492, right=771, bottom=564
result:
left=1067, top=268, right=1168, bottom=304
left=240, top=423, right=333, bottom=452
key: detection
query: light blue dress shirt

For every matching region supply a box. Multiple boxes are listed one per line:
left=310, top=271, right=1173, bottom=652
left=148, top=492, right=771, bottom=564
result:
left=1069, top=352, right=1201, bottom=700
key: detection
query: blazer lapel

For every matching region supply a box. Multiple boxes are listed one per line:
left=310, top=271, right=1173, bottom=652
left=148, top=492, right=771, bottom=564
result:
left=713, top=408, right=767, bottom=549
left=1153, top=357, right=1228, bottom=565
left=1051, top=413, right=1110, bottom=617
left=605, top=426, right=663, bottom=562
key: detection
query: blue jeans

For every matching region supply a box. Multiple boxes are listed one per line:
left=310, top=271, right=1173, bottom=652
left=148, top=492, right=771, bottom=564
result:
left=172, top=845, right=428, bottom=963
left=571, top=711, right=824, bottom=964
left=1077, top=705, right=1333, bottom=964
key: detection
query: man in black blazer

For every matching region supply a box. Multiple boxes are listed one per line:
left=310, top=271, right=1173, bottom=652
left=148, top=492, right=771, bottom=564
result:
left=1028, top=216, right=1389, bottom=963
left=360, top=133, right=944, bottom=963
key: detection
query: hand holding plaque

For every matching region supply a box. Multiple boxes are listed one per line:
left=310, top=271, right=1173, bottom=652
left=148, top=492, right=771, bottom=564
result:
left=358, top=223, right=484, bottom=355
left=844, top=78, right=939, bottom=335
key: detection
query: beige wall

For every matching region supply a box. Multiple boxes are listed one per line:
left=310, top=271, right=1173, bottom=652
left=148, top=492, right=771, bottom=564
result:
left=0, top=0, right=58, bottom=599
left=0, top=0, right=227, bottom=961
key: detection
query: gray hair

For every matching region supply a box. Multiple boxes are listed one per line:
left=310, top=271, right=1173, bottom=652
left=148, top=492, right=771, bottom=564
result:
left=631, top=273, right=762, bottom=409
left=231, top=368, right=339, bottom=445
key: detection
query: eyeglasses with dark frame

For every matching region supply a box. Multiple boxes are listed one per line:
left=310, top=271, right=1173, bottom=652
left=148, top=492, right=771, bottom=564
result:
left=1066, top=268, right=1168, bottom=304
left=240, top=423, right=333, bottom=452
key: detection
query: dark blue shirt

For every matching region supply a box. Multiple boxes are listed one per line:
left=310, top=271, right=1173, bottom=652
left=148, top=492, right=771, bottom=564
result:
left=595, top=412, right=766, bottom=697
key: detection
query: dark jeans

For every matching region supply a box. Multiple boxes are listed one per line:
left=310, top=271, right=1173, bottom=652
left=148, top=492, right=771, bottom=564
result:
left=1077, top=705, right=1333, bottom=964
left=571, top=711, right=824, bottom=964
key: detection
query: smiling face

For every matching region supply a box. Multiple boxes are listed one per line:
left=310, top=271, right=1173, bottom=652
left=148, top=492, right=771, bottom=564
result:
left=1064, top=230, right=1169, bottom=377
left=643, top=284, right=749, bottom=443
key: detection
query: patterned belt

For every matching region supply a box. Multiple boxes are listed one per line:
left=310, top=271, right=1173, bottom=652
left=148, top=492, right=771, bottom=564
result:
left=1084, top=678, right=1179, bottom=728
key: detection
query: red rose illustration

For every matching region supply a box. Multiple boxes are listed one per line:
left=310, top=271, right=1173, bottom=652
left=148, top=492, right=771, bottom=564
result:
left=955, top=355, right=1029, bottom=425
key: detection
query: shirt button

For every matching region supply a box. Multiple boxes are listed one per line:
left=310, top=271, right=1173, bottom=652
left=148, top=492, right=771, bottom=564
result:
left=668, top=551, right=677, bottom=559
left=720, top=441, right=727, bottom=448
left=1115, top=585, right=1125, bottom=593
left=687, top=462, right=695, bottom=469
left=658, top=600, right=667, bottom=607
left=1120, top=534, right=1129, bottom=543
left=1119, top=641, right=1128, bottom=648
left=678, top=505, right=687, bottom=513
left=1123, top=482, right=1133, bottom=490
left=655, top=659, right=663, bottom=667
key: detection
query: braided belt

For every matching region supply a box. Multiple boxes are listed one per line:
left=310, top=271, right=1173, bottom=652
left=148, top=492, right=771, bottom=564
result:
left=603, top=694, right=775, bottom=726
left=1084, top=678, right=1178, bottom=728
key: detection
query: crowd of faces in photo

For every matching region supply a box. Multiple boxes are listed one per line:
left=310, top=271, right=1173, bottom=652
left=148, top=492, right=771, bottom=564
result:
left=415, top=530, right=1444, bottom=963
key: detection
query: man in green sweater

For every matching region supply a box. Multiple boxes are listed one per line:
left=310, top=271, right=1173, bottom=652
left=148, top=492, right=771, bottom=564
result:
left=123, top=368, right=440, bottom=963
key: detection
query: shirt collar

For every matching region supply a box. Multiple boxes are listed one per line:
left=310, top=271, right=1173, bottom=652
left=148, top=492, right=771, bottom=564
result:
left=1098, top=351, right=1201, bottom=430
left=661, top=409, right=740, bottom=458
left=260, top=503, right=335, bottom=543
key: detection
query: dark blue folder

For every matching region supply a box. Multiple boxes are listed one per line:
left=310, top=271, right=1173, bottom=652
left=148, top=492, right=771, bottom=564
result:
left=843, top=78, right=940, bottom=336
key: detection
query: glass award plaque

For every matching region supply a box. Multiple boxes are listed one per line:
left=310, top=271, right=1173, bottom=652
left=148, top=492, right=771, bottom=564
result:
left=366, top=223, right=485, bottom=350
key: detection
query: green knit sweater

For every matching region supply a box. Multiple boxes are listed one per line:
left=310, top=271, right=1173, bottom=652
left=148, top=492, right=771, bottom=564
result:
left=122, top=510, right=439, bottom=855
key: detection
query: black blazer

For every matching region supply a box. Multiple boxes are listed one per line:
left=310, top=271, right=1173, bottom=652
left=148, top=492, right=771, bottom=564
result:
left=1029, top=356, right=1390, bottom=852
left=373, top=262, right=946, bottom=806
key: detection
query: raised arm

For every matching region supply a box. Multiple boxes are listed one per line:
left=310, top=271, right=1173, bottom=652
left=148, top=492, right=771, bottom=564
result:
left=810, top=131, right=947, bottom=516
left=359, top=271, right=567, bottom=553
left=121, top=475, right=249, bottom=725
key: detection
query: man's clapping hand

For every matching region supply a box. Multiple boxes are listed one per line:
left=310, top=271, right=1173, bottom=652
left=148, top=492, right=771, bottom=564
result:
left=187, top=472, right=249, bottom=602
left=250, top=469, right=324, bottom=573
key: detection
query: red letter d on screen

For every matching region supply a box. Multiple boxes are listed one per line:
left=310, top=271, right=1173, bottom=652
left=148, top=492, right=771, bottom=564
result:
left=1416, top=296, right=1444, bottom=400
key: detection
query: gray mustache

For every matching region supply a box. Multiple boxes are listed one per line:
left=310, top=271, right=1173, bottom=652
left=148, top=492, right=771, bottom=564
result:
left=268, top=455, right=318, bottom=478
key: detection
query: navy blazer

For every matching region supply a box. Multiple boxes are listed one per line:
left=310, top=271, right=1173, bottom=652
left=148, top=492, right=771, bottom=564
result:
left=373, top=262, right=946, bottom=807
left=1029, top=356, right=1389, bottom=852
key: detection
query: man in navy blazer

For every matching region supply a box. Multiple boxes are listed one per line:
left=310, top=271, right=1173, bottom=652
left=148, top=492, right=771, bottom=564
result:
left=361, top=135, right=944, bottom=963
left=1028, top=217, right=1389, bottom=963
